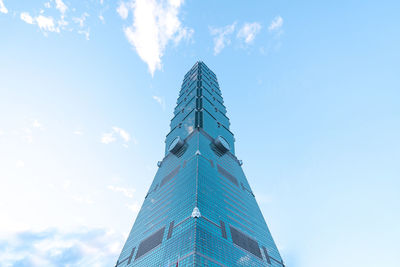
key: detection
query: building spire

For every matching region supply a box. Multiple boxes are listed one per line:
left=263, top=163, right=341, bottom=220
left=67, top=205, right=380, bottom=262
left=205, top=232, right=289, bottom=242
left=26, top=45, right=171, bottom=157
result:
left=165, top=61, right=235, bottom=155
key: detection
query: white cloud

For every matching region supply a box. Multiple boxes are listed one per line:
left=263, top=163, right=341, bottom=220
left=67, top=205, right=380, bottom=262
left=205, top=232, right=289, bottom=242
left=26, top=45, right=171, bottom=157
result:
left=20, top=13, right=58, bottom=33
left=112, top=127, right=130, bottom=142
left=108, top=185, right=136, bottom=198
left=101, top=127, right=133, bottom=144
left=72, top=195, right=94, bottom=205
left=210, top=22, right=236, bottom=55
left=152, top=95, right=166, bottom=110
left=73, top=12, right=89, bottom=28
left=237, top=22, right=261, bottom=44
left=78, top=29, right=90, bottom=40
left=268, top=15, right=283, bottom=32
left=174, top=26, right=194, bottom=44
left=36, top=15, right=58, bottom=32
left=18, top=3, right=93, bottom=38
left=73, top=130, right=83, bottom=135
left=101, top=132, right=116, bottom=144
left=0, top=228, right=123, bottom=266
left=73, top=12, right=90, bottom=39
left=117, top=2, right=129, bottom=20
left=120, top=0, right=193, bottom=75
left=0, top=0, right=8, bottom=14
left=99, top=14, right=105, bottom=23
left=55, top=0, right=68, bottom=15
left=20, top=12, right=34, bottom=24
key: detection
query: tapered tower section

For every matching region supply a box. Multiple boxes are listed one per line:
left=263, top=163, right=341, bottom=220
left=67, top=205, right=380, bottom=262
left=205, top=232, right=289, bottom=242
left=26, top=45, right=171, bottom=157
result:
left=116, top=62, right=284, bottom=266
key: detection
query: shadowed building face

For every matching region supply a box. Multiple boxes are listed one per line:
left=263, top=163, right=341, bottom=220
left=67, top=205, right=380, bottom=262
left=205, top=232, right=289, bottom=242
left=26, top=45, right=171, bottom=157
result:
left=116, top=61, right=284, bottom=266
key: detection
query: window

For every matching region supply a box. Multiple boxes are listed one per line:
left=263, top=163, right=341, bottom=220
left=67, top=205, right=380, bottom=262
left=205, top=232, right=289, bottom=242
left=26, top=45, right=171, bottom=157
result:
left=160, top=166, right=180, bottom=187
left=217, top=164, right=238, bottom=187
left=135, top=227, right=165, bottom=260
left=230, top=226, right=262, bottom=259
left=167, top=221, right=174, bottom=239
left=220, top=221, right=227, bottom=239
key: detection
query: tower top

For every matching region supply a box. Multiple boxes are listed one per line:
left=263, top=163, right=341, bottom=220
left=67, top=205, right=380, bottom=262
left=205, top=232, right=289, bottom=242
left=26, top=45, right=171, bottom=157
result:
left=165, top=61, right=235, bottom=156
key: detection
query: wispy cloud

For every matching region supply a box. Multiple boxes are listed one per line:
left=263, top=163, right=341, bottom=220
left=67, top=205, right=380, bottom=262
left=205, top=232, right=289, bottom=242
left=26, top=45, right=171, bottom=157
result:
left=78, top=29, right=90, bottom=40
left=72, top=195, right=94, bottom=205
left=101, top=132, right=116, bottom=144
left=73, top=12, right=89, bottom=28
left=119, top=0, right=193, bottom=75
left=108, top=185, right=136, bottom=198
left=152, top=95, right=166, bottom=110
left=20, top=12, right=34, bottom=24
left=16, top=2, right=93, bottom=38
left=101, top=127, right=135, bottom=145
left=0, top=0, right=8, bottom=14
left=210, top=21, right=263, bottom=54
left=237, top=22, right=261, bottom=44
left=32, top=119, right=44, bottom=130
left=18, top=1, right=70, bottom=34
left=0, top=228, right=123, bottom=266
left=98, top=14, right=105, bottom=23
left=55, top=0, right=68, bottom=15
left=20, top=13, right=59, bottom=33
left=268, top=15, right=283, bottom=32
left=73, top=130, right=83, bottom=135
left=210, top=22, right=236, bottom=55
left=112, top=127, right=130, bottom=142
left=73, top=12, right=90, bottom=39
left=8, top=1, right=191, bottom=72
left=117, top=2, right=129, bottom=20
left=36, top=15, right=57, bottom=32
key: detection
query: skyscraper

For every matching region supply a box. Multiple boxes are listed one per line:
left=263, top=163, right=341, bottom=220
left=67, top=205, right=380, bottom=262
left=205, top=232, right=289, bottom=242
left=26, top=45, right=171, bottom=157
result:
left=116, top=62, right=284, bottom=266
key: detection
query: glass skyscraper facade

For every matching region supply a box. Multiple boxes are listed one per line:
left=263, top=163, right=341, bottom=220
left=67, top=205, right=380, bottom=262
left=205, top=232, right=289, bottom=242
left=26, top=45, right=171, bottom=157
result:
left=116, top=62, right=284, bottom=266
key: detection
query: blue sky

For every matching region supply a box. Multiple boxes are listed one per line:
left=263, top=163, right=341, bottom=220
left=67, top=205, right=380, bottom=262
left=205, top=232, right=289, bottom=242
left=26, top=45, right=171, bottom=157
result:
left=1, top=0, right=399, bottom=266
